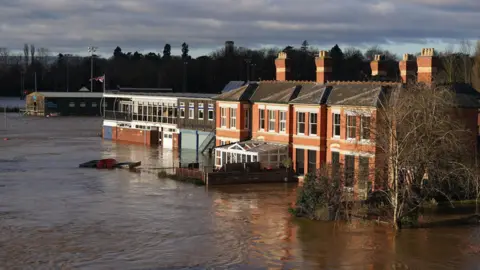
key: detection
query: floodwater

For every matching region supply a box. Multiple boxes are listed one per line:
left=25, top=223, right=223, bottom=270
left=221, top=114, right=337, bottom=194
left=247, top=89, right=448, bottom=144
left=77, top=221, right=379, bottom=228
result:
left=1, top=115, right=480, bottom=269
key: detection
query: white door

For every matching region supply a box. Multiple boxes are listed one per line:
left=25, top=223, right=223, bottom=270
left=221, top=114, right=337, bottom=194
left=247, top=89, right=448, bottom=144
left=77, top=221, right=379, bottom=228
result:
left=163, top=133, right=173, bottom=149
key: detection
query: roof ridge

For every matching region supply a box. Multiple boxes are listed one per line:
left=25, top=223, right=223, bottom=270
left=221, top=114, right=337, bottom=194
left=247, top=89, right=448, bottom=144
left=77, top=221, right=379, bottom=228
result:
left=260, top=80, right=316, bottom=84
left=328, top=80, right=400, bottom=86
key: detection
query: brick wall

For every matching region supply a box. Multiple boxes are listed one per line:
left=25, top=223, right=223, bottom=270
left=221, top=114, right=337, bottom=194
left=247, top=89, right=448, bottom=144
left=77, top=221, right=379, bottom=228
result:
left=215, top=100, right=251, bottom=146
left=207, top=169, right=293, bottom=185
left=111, top=127, right=158, bottom=146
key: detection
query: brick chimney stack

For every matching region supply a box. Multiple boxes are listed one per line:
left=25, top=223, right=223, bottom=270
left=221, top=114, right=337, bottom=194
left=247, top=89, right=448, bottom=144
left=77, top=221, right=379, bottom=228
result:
left=275, top=52, right=291, bottom=81
left=315, top=50, right=332, bottom=84
left=417, top=48, right=437, bottom=85
left=370, top=54, right=386, bottom=77
left=399, top=53, right=417, bottom=84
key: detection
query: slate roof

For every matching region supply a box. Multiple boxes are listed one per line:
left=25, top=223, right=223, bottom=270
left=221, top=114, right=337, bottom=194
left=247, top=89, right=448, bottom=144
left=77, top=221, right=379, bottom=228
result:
left=221, top=81, right=247, bottom=93
left=212, top=83, right=259, bottom=101
left=251, top=81, right=317, bottom=103
left=447, top=83, right=480, bottom=108
left=325, top=82, right=401, bottom=107
left=290, top=84, right=329, bottom=104
left=29, top=92, right=103, bottom=98
left=104, top=90, right=216, bottom=99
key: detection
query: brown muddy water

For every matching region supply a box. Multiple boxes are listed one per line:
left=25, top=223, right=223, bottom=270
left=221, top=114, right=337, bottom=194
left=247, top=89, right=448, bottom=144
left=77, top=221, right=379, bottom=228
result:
left=1, top=115, right=480, bottom=269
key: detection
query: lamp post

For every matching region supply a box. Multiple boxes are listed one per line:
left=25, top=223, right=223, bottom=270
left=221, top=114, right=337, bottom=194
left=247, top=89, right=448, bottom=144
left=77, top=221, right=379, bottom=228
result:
left=64, top=54, right=72, bottom=92
left=88, top=46, right=97, bottom=92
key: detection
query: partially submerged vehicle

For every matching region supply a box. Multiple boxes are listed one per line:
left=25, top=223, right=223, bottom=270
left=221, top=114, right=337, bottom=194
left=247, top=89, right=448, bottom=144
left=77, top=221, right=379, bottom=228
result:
left=79, top=158, right=141, bottom=170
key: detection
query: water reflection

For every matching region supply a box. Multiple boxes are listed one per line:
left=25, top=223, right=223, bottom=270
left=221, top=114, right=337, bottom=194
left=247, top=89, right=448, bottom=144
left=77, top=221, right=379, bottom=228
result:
left=0, top=116, right=480, bottom=269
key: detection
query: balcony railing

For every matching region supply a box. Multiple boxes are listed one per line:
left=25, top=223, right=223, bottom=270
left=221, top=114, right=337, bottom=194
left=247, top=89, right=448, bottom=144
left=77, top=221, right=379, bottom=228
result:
left=104, top=110, right=132, bottom=121
left=104, top=111, right=180, bottom=124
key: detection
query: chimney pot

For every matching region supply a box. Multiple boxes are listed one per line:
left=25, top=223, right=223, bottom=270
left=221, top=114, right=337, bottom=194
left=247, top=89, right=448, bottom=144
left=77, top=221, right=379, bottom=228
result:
left=417, top=48, right=437, bottom=85
left=275, top=52, right=290, bottom=81
left=370, top=54, right=386, bottom=77
left=399, top=53, right=416, bottom=84
left=315, top=50, right=332, bottom=84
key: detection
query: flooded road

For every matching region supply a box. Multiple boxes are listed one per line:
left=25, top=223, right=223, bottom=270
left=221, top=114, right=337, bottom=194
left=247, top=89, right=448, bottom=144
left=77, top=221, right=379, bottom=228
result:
left=1, top=115, right=480, bottom=269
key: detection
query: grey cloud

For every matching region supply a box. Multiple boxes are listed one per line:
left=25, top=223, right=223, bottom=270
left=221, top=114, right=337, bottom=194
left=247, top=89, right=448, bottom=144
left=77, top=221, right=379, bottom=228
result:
left=0, top=0, right=478, bottom=56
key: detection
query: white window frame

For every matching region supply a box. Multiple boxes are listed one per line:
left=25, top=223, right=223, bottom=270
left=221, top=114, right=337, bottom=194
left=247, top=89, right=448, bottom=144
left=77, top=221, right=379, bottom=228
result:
left=309, top=113, right=318, bottom=136
left=180, top=102, right=185, bottom=118
left=188, top=102, right=194, bottom=119
left=259, top=109, right=265, bottom=130
left=360, top=115, right=371, bottom=141
left=297, top=112, right=305, bottom=135
left=268, top=110, right=275, bottom=132
left=332, top=113, right=341, bottom=138
left=279, top=111, right=287, bottom=133
left=208, top=104, right=214, bottom=121
left=244, top=109, right=249, bottom=129
left=346, top=114, right=357, bottom=140
left=198, top=107, right=204, bottom=120
left=230, top=108, right=237, bottom=129
left=220, top=107, right=227, bottom=127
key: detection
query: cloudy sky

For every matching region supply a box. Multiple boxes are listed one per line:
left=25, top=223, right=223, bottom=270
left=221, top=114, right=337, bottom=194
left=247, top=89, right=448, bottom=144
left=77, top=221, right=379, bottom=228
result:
left=1, top=0, right=479, bottom=57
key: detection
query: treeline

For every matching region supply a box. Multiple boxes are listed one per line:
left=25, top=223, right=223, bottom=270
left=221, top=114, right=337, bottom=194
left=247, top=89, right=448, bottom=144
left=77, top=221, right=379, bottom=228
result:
left=0, top=40, right=479, bottom=96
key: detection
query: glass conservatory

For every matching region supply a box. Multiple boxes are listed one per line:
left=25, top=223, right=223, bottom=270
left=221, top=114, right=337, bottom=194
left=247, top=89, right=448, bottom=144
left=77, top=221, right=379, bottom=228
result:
left=214, top=140, right=289, bottom=168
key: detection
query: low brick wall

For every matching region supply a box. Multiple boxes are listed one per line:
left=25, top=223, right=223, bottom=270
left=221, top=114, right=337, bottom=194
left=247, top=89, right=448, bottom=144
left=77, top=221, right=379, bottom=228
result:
left=206, top=169, right=295, bottom=185
left=175, top=167, right=205, bottom=181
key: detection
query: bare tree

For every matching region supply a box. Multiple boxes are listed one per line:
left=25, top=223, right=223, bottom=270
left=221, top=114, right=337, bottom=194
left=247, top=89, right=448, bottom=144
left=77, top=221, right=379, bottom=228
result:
left=0, top=47, right=9, bottom=66
left=30, top=44, right=35, bottom=64
left=459, top=39, right=473, bottom=84
left=10, top=53, right=23, bottom=65
left=374, top=82, right=476, bottom=229
left=440, top=45, right=459, bottom=83
left=473, top=41, right=480, bottom=90
left=23, top=44, right=29, bottom=67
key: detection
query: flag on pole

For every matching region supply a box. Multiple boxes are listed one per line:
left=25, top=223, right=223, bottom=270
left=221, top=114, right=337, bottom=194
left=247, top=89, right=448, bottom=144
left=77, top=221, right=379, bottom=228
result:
left=90, top=75, right=105, bottom=83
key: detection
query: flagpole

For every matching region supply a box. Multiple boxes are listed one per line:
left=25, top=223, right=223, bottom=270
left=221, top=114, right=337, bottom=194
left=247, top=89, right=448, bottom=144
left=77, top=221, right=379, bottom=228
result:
left=103, top=74, right=106, bottom=117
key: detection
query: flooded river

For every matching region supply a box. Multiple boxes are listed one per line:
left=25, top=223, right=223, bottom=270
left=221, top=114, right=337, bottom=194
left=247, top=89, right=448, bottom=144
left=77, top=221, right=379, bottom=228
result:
left=1, top=115, right=480, bottom=269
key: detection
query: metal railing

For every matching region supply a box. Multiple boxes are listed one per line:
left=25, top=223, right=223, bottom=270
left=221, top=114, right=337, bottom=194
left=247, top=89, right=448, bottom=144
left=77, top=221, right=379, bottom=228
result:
left=200, top=129, right=216, bottom=154
left=104, top=110, right=132, bottom=121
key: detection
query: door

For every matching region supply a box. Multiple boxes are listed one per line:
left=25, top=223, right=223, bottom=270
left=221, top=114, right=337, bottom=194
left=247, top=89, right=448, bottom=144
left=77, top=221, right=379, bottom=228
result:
left=295, top=148, right=305, bottom=175
left=103, top=126, right=112, bottom=140
left=163, top=132, right=173, bottom=149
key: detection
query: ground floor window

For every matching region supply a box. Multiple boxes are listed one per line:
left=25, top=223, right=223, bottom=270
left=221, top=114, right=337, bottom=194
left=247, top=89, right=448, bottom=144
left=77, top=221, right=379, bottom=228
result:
left=296, top=148, right=305, bottom=175
left=344, top=155, right=355, bottom=187
left=358, top=157, right=370, bottom=190
left=308, top=150, right=316, bottom=174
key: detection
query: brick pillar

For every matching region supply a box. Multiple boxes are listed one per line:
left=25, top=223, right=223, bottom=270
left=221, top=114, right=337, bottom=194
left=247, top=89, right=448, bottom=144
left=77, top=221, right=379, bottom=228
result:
left=315, top=50, right=332, bottom=84
left=417, top=48, right=437, bottom=85
left=275, top=52, right=291, bottom=81
left=370, top=54, right=386, bottom=77
left=399, top=53, right=417, bottom=84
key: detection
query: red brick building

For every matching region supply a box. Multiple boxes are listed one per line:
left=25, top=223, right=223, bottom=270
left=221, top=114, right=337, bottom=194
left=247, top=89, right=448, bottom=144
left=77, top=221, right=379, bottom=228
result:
left=212, top=48, right=480, bottom=193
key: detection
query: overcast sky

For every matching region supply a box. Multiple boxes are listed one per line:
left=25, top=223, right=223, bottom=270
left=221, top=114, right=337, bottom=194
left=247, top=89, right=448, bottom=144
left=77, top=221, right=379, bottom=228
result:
left=1, top=0, right=479, bottom=57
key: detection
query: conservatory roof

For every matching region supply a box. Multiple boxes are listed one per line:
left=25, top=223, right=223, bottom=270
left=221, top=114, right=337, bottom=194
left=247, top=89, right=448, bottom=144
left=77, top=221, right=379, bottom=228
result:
left=215, top=140, right=288, bottom=153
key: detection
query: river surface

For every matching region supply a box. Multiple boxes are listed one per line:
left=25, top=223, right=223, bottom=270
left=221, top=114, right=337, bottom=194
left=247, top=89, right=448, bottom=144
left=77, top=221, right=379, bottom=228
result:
left=1, top=115, right=480, bottom=269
